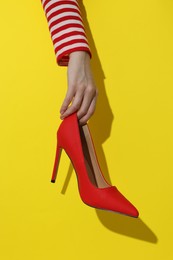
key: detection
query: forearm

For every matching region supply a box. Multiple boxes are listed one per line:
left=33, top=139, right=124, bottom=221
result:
left=40, top=0, right=91, bottom=66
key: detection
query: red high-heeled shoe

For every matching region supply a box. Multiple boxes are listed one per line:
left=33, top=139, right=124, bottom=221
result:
left=51, top=112, right=139, bottom=218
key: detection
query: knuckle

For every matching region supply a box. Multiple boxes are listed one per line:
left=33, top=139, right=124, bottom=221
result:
left=79, top=109, right=86, bottom=118
left=86, top=86, right=98, bottom=97
left=72, top=102, right=80, bottom=111
left=76, top=83, right=85, bottom=91
left=86, top=86, right=95, bottom=94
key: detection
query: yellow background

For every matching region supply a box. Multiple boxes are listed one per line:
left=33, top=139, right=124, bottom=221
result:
left=0, top=0, right=173, bottom=259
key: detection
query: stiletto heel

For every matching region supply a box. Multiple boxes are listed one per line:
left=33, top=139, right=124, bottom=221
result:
left=51, top=144, right=62, bottom=183
left=51, top=112, right=139, bottom=218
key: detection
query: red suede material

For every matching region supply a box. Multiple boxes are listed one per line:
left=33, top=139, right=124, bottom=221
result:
left=53, top=113, right=139, bottom=217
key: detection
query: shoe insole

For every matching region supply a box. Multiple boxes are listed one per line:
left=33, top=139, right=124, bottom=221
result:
left=79, top=125, right=110, bottom=188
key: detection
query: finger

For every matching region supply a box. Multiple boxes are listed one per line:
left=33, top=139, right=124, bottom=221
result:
left=60, top=89, right=74, bottom=115
left=77, top=87, right=97, bottom=120
left=60, top=89, right=84, bottom=119
left=79, top=94, right=97, bottom=125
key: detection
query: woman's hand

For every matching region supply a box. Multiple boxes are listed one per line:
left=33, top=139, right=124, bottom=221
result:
left=60, top=51, right=98, bottom=125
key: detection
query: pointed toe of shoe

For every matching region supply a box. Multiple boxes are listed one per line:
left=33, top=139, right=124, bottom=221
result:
left=107, top=186, right=139, bottom=218
left=125, top=204, right=139, bottom=218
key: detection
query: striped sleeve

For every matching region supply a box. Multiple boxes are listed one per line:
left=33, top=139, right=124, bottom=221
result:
left=40, top=0, right=92, bottom=66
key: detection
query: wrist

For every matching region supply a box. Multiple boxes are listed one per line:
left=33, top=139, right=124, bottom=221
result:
left=69, top=51, right=90, bottom=60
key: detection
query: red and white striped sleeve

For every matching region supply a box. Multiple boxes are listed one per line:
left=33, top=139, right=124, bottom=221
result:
left=40, top=0, right=92, bottom=66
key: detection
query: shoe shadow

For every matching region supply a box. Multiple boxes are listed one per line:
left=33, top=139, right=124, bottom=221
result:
left=61, top=162, right=157, bottom=243
left=95, top=210, right=158, bottom=243
left=61, top=0, right=158, bottom=244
